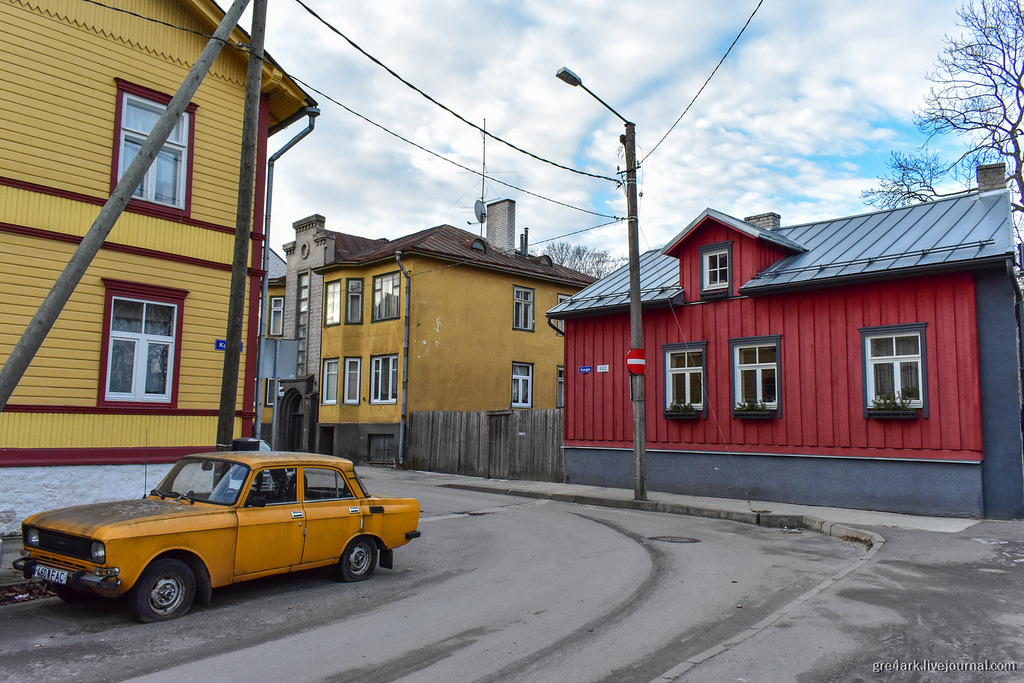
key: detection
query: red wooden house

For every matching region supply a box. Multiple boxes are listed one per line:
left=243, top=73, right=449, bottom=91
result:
left=549, top=165, right=1024, bottom=518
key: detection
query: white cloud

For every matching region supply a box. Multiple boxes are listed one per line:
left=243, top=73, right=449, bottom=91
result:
left=255, top=0, right=964, bottom=259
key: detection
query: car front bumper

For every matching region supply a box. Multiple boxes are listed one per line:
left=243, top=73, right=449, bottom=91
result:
left=13, top=557, right=122, bottom=594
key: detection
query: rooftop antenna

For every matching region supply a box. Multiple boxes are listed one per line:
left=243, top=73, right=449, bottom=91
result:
left=474, top=119, right=487, bottom=235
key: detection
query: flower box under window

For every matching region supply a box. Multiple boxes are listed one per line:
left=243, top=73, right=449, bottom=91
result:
left=866, top=409, right=920, bottom=420
left=734, top=409, right=776, bottom=420
left=665, top=410, right=701, bottom=420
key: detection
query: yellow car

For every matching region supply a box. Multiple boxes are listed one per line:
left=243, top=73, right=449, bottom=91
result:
left=13, top=452, right=421, bottom=622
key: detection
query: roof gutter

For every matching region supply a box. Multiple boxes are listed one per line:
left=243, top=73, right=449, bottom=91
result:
left=254, top=106, right=319, bottom=444
left=396, top=250, right=411, bottom=466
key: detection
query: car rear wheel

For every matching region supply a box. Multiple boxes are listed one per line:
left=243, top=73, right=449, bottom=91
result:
left=128, top=558, right=196, bottom=622
left=338, top=537, right=377, bottom=582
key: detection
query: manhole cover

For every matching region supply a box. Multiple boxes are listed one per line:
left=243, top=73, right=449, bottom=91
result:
left=649, top=536, right=701, bottom=544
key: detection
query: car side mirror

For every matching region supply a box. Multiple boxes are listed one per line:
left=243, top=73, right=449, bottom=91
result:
left=247, top=495, right=267, bottom=508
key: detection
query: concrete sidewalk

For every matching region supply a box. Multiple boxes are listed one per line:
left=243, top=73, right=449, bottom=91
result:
left=0, top=470, right=981, bottom=589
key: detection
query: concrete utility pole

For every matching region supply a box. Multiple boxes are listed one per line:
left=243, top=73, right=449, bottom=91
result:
left=216, top=0, right=267, bottom=449
left=0, top=0, right=252, bottom=412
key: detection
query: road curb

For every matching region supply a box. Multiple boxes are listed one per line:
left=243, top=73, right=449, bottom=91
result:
left=445, top=483, right=886, bottom=552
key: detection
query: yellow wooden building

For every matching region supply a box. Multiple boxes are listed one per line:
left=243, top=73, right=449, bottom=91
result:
left=271, top=201, right=595, bottom=462
left=0, top=0, right=313, bottom=489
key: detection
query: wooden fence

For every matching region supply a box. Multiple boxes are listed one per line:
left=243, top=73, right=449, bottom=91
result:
left=405, top=409, right=564, bottom=482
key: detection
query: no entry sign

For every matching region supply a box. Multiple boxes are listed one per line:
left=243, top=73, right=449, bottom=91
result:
left=625, top=348, right=645, bottom=374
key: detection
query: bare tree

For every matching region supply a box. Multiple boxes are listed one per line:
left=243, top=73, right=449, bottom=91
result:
left=863, top=0, right=1024, bottom=236
left=543, top=241, right=624, bottom=279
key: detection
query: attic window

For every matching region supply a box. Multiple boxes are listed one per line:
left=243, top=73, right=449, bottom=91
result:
left=471, top=239, right=486, bottom=252
left=699, top=242, right=732, bottom=299
left=537, top=255, right=552, bottom=266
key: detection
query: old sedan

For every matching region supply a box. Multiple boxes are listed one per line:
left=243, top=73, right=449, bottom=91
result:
left=13, top=452, right=421, bottom=622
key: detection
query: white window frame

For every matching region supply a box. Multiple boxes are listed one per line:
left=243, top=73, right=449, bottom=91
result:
left=664, top=342, right=707, bottom=411
left=296, top=272, right=309, bottom=372
left=119, top=93, right=189, bottom=209
left=860, top=324, right=927, bottom=413
left=325, top=280, right=342, bottom=326
left=343, top=357, right=361, bottom=405
left=263, top=378, right=276, bottom=406
left=105, top=296, right=177, bottom=403
left=372, top=273, right=401, bottom=321
left=322, top=358, right=339, bottom=405
left=513, top=286, right=534, bottom=331
left=371, top=354, right=399, bottom=404
left=346, top=279, right=363, bottom=324
left=731, top=335, right=781, bottom=413
left=512, top=363, right=533, bottom=408
left=268, top=296, right=284, bottom=336
left=700, top=242, right=732, bottom=296
left=554, top=294, right=569, bottom=333
left=556, top=365, right=565, bottom=409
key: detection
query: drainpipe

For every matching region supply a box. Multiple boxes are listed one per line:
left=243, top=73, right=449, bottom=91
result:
left=396, top=251, right=411, bottom=466
left=255, top=106, right=319, bottom=445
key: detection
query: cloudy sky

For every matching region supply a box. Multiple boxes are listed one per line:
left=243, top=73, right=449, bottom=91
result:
left=249, top=0, right=967, bottom=259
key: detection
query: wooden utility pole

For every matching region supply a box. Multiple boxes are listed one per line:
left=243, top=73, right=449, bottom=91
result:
left=216, top=0, right=267, bottom=449
left=0, top=0, right=252, bottom=412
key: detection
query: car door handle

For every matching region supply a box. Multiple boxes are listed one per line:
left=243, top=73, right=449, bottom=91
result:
left=291, top=511, right=304, bottom=519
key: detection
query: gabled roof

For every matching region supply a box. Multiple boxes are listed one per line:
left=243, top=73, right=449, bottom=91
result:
left=741, top=190, right=1014, bottom=293
left=319, top=224, right=596, bottom=288
left=549, top=189, right=1015, bottom=318
left=662, top=208, right=805, bottom=256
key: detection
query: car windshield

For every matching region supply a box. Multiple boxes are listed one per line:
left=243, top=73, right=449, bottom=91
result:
left=154, top=458, right=250, bottom=505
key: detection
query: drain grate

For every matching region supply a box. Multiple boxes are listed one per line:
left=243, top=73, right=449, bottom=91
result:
left=649, top=536, right=701, bottom=544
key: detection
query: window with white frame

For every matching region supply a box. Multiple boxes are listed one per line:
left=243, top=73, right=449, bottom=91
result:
left=371, top=354, right=399, bottom=404
left=118, top=93, right=189, bottom=209
left=105, top=297, right=177, bottom=403
left=322, top=358, right=339, bottom=404
left=554, top=294, right=569, bottom=333
left=346, top=279, right=363, bottom=324
left=665, top=342, right=706, bottom=410
left=731, top=336, right=780, bottom=411
left=861, top=324, right=926, bottom=410
left=325, top=281, right=342, bottom=326
left=344, top=357, right=361, bottom=405
left=513, top=286, right=534, bottom=330
left=263, top=378, right=276, bottom=406
left=512, top=363, right=533, bottom=407
left=556, top=365, right=565, bottom=408
left=373, top=273, right=401, bottom=321
left=268, top=296, right=284, bottom=336
left=700, top=243, right=731, bottom=295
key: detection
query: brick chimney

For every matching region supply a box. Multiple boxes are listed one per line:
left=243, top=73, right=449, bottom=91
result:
left=486, top=199, right=516, bottom=253
left=744, top=212, right=781, bottom=230
left=977, top=163, right=1007, bottom=193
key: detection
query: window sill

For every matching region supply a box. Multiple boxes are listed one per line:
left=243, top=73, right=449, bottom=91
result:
left=700, top=289, right=730, bottom=301
left=866, top=409, right=920, bottom=420
left=734, top=409, right=776, bottom=420
left=664, top=411, right=701, bottom=420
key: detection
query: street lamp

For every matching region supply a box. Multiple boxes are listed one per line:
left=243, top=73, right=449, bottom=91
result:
left=557, top=67, right=647, bottom=501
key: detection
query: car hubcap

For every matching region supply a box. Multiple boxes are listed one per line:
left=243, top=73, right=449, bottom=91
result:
left=350, top=544, right=370, bottom=574
left=150, top=575, right=184, bottom=614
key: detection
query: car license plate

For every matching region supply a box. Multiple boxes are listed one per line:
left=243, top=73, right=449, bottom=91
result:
left=33, top=565, right=68, bottom=585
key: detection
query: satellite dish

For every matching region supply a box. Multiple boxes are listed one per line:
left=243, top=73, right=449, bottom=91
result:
left=474, top=199, right=487, bottom=224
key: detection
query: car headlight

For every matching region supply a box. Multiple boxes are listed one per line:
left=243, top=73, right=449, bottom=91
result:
left=24, top=528, right=39, bottom=547
left=90, top=541, right=105, bottom=563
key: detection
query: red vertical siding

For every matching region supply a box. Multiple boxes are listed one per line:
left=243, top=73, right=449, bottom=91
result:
left=565, top=273, right=984, bottom=461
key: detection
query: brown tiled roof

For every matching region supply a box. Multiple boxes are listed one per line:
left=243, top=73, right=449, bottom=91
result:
left=321, top=224, right=596, bottom=288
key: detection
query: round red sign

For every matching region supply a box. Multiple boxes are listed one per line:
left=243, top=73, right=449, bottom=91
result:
left=625, top=348, right=645, bottom=374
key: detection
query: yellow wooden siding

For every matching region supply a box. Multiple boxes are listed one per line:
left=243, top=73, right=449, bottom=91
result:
left=0, top=0, right=250, bottom=229
left=0, top=231, right=249, bottom=407
left=0, top=411, right=219, bottom=448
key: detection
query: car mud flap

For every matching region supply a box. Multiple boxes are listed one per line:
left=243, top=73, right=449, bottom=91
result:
left=380, top=548, right=394, bottom=570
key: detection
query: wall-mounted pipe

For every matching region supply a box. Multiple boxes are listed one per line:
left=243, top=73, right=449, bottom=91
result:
left=396, top=250, right=411, bottom=466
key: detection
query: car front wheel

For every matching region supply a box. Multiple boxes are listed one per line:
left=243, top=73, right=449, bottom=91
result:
left=338, top=537, right=377, bottom=582
left=128, top=558, right=196, bottom=622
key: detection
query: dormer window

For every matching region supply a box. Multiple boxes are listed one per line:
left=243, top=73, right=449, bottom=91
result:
left=700, top=242, right=732, bottom=299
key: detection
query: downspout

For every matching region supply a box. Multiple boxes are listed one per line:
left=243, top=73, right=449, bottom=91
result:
left=396, top=251, right=411, bottom=466
left=255, top=106, right=319, bottom=444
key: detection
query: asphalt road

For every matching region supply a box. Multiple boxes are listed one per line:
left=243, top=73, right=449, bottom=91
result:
left=1, top=467, right=1020, bottom=682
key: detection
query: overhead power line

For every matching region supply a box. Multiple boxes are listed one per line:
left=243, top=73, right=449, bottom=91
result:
left=294, top=77, right=622, bottom=222
left=291, top=0, right=620, bottom=185
left=642, top=0, right=765, bottom=163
